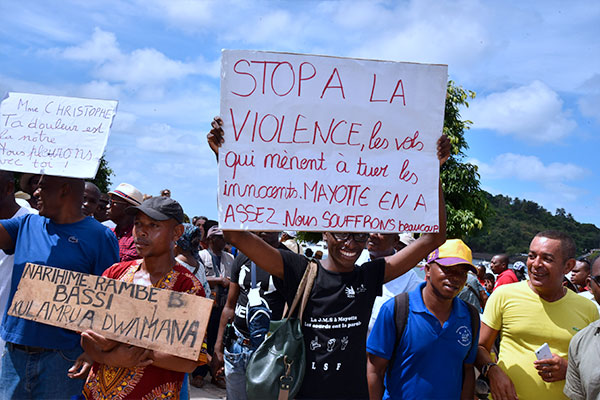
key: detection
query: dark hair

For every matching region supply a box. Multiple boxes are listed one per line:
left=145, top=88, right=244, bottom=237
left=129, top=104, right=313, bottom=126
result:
left=514, top=269, right=527, bottom=281
left=576, top=257, right=591, bottom=273
left=0, top=170, right=15, bottom=182
left=535, top=230, right=576, bottom=261
left=484, top=273, right=495, bottom=284
left=494, top=254, right=509, bottom=266
left=305, top=248, right=314, bottom=258
left=203, top=219, right=218, bottom=233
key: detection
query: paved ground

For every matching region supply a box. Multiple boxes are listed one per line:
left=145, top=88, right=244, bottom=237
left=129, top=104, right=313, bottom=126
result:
left=189, top=378, right=226, bottom=400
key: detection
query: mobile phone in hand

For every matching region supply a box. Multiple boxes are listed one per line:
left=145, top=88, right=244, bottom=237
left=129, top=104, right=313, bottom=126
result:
left=535, top=343, right=552, bottom=361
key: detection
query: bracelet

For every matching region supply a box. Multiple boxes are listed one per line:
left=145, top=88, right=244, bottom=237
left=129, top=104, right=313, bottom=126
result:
left=482, top=362, right=497, bottom=378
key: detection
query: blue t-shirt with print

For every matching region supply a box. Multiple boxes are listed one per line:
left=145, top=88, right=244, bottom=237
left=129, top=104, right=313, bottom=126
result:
left=366, top=282, right=479, bottom=400
left=0, top=214, right=119, bottom=349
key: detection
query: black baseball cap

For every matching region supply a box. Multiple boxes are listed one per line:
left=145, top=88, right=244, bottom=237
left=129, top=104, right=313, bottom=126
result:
left=126, top=196, right=184, bottom=223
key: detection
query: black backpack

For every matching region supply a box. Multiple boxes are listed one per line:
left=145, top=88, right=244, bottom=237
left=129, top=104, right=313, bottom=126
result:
left=388, top=292, right=480, bottom=374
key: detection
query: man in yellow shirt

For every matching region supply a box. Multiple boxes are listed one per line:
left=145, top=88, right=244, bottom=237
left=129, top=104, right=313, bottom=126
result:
left=475, top=231, right=599, bottom=400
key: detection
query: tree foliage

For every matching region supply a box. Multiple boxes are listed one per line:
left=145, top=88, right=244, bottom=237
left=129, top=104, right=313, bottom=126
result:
left=441, top=81, right=491, bottom=239
left=466, top=192, right=600, bottom=256
left=91, top=155, right=114, bottom=193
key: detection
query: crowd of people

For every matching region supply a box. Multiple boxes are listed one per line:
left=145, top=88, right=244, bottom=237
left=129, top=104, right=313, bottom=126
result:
left=0, top=124, right=599, bottom=400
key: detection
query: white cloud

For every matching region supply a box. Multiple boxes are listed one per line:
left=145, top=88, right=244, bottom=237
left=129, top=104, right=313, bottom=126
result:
left=96, top=48, right=196, bottom=86
left=135, top=123, right=208, bottom=156
left=58, top=28, right=213, bottom=93
left=62, top=28, right=120, bottom=62
left=352, top=0, right=492, bottom=67
left=79, top=80, right=122, bottom=100
left=578, top=73, right=600, bottom=123
left=471, top=153, right=588, bottom=183
left=464, top=81, right=577, bottom=142
left=142, top=0, right=217, bottom=31
left=111, top=111, right=138, bottom=132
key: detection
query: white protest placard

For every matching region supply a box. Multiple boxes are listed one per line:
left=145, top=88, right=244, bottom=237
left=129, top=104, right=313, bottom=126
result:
left=0, top=92, right=117, bottom=178
left=219, top=50, right=447, bottom=233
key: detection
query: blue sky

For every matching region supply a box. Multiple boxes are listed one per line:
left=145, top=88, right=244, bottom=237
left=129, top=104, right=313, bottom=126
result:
left=1, top=0, right=599, bottom=228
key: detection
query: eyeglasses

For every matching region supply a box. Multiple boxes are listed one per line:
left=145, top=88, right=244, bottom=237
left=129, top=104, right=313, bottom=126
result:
left=330, top=232, right=370, bottom=243
left=590, top=275, right=600, bottom=286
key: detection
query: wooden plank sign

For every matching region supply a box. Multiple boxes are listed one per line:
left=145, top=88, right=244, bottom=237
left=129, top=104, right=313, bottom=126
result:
left=7, top=263, right=213, bottom=361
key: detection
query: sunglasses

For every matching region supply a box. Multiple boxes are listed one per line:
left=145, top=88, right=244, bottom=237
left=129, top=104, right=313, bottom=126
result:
left=109, top=199, right=130, bottom=206
left=330, top=232, right=370, bottom=243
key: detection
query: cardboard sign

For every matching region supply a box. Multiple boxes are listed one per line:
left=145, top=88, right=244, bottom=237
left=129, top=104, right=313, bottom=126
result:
left=0, top=92, right=117, bottom=178
left=219, top=50, right=448, bottom=233
left=8, top=263, right=213, bottom=361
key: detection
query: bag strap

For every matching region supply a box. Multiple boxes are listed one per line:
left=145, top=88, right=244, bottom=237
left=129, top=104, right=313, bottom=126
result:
left=276, top=262, right=317, bottom=400
left=464, top=302, right=480, bottom=363
left=466, top=282, right=482, bottom=305
left=251, top=262, right=257, bottom=289
left=283, top=261, right=317, bottom=321
left=387, top=292, right=409, bottom=380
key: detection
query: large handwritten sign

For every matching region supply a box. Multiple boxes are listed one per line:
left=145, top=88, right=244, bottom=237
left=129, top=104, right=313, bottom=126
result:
left=0, top=92, right=117, bottom=178
left=8, top=264, right=213, bottom=361
left=219, top=50, right=447, bottom=233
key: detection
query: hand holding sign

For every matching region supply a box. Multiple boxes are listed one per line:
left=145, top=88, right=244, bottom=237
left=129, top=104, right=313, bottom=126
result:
left=436, top=134, right=451, bottom=166
left=207, top=116, right=224, bottom=159
left=82, top=330, right=154, bottom=369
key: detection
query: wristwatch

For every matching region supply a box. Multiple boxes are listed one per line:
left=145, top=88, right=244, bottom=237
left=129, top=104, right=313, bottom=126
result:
left=482, top=362, right=497, bottom=378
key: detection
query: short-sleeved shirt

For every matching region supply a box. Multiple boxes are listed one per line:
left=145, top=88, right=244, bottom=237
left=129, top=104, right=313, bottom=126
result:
left=230, top=252, right=286, bottom=337
left=358, top=253, right=423, bottom=334
left=457, top=273, right=485, bottom=310
left=278, top=250, right=385, bottom=399
left=564, top=319, right=600, bottom=400
left=83, top=260, right=207, bottom=400
left=0, top=206, right=31, bottom=350
left=482, top=280, right=599, bottom=400
left=494, top=268, right=518, bottom=290
left=578, top=290, right=600, bottom=314
left=1, top=214, right=119, bottom=349
left=111, top=224, right=138, bottom=262
left=367, top=282, right=478, bottom=400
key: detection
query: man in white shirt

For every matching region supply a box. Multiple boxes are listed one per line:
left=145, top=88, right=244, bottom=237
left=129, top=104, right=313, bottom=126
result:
left=0, top=171, right=35, bottom=351
left=359, top=232, right=423, bottom=333
left=198, top=225, right=234, bottom=386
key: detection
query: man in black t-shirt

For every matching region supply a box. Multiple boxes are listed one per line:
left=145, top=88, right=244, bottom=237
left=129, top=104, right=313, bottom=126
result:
left=207, top=117, right=451, bottom=399
left=213, top=232, right=286, bottom=400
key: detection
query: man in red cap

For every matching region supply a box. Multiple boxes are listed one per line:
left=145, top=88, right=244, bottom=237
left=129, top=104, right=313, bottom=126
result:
left=367, top=239, right=479, bottom=399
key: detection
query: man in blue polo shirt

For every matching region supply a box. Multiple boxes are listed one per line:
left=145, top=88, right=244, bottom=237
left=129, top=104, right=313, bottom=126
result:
left=0, top=175, right=119, bottom=399
left=366, top=239, right=479, bottom=400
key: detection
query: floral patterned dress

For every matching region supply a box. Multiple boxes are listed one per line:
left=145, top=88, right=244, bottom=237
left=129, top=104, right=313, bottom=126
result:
left=83, top=260, right=207, bottom=400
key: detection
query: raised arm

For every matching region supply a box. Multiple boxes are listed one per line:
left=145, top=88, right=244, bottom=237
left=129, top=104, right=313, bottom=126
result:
left=206, top=118, right=284, bottom=278
left=223, top=231, right=284, bottom=279
left=0, top=224, right=15, bottom=252
left=383, top=180, right=446, bottom=283
left=382, top=135, right=449, bottom=283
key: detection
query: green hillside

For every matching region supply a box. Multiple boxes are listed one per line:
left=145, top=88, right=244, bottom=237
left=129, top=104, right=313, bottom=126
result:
left=465, top=193, right=600, bottom=257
